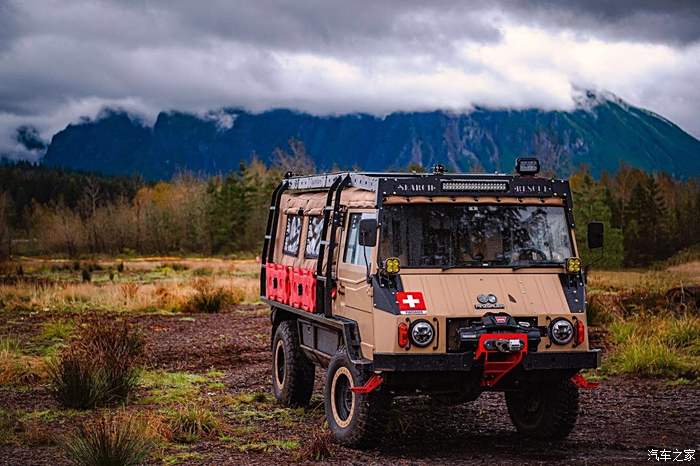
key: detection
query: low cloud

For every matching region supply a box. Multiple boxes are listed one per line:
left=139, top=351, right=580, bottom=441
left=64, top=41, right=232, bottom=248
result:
left=1, top=0, right=699, bottom=158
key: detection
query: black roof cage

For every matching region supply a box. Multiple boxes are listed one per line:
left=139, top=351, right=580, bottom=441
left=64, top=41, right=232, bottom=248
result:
left=260, top=169, right=575, bottom=318
left=284, top=171, right=572, bottom=203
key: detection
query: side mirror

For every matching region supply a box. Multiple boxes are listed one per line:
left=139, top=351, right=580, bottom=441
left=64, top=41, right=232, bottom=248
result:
left=587, top=222, right=604, bottom=249
left=358, top=218, right=378, bottom=247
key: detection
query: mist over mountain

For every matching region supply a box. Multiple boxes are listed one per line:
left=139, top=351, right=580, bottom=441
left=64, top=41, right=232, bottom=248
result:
left=32, top=91, right=700, bottom=180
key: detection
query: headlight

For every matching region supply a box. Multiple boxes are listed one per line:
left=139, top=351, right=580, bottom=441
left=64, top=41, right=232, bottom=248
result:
left=410, top=320, right=434, bottom=347
left=549, top=318, right=574, bottom=345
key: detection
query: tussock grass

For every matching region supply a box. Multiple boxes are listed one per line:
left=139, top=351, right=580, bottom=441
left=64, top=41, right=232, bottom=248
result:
left=62, top=412, right=155, bottom=466
left=606, top=314, right=700, bottom=379
left=166, top=404, right=219, bottom=443
left=0, top=337, right=46, bottom=386
left=48, top=319, right=144, bottom=409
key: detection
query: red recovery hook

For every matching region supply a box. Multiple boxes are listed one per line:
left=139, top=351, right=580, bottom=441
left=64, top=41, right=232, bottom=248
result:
left=350, top=374, right=383, bottom=394
left=475, top=333, right=528, bottom=388
left=570, top=373, right=600, bottom=389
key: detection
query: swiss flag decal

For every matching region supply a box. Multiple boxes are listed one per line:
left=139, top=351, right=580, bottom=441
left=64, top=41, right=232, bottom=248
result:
left=396, top=291, right=427, bottom=313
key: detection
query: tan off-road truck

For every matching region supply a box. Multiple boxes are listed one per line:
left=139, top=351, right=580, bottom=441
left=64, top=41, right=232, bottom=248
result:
left=260, top=158, right=602, bottom=447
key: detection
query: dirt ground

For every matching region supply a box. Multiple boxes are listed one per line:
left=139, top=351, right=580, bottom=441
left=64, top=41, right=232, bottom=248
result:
left=1, top=304, right=699, bottom=465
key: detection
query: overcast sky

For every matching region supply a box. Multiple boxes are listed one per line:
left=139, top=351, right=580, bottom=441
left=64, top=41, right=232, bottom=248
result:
left=1, top=0, right=699, bottom=159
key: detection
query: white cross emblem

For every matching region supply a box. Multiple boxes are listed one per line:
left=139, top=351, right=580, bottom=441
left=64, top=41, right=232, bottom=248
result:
left=402, top=294, right=420, bottom=308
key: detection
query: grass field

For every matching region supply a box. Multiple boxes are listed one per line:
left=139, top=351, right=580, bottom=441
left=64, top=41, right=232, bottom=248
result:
left=0, top=257, right=699, bottom=465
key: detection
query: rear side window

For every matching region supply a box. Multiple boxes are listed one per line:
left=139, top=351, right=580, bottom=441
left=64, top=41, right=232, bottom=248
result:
left=283, top=215, right=302, bottom=256
left=305, top=216, right=323, bottom=258
left=344, top=212, right=376, bottom=265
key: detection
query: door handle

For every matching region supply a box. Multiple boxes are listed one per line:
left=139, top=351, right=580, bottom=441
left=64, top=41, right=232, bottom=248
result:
left=337, top=284, right=346, bottom=295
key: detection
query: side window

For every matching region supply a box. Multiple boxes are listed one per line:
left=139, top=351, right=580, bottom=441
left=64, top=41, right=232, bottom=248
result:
left=283, top=215, right=302, bottom=256
left=305, top=216, right=323, bottom=258
left=343, top=212, right=376, bottom=266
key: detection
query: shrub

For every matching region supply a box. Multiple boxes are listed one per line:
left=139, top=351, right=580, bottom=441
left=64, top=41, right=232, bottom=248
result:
left=116, top=262, right=125, bottom=273
left=62, top=412, right=155, bottom=466
left=167, top=404, right=219, bottom=443
left=48, top=319, right=144, bottom=409
left=81, top=269, right=91, bottom=283
left=185, top=279, right=230, bottom=313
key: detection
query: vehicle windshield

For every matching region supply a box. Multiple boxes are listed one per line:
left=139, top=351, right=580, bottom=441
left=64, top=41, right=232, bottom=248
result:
left=379, top=204, right=573, bottom=268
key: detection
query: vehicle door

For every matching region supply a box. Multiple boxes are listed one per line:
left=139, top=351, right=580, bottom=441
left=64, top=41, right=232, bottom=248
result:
left=334, top=210, right=376, bottom=357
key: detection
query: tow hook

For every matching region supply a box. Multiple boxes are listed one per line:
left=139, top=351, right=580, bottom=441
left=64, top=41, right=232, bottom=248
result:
left=484, top=338, right=524, bottom=353
left=351, top=374, right=383, bottom=394
left=571, top=373, right=600, bottom=389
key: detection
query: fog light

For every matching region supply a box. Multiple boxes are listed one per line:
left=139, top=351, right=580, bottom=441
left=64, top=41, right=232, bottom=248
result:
left=385, top=257, right=401, bottom=274
left=566, top=257, right=582, bottom=274
left=410, top=320, right=434, bottom=347
left=549, top=318, right=574, bottom=345
left=398, top=322, right=409, bottom=348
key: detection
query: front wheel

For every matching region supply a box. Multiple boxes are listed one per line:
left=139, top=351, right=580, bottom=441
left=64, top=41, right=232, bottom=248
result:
left=324, top=350, right=390, bottom=448
left=505, top=376, right=579, bottom=440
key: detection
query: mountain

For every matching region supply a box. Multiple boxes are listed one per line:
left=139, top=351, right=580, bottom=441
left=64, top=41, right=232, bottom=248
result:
left=39, top=91, right=700, bottom=180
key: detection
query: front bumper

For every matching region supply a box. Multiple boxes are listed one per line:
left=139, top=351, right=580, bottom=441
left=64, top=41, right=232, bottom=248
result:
left=373, top=349, right=601, bottom=372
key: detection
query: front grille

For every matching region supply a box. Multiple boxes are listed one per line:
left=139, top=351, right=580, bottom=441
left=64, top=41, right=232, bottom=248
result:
left=446, top=316, right=541, bottom=353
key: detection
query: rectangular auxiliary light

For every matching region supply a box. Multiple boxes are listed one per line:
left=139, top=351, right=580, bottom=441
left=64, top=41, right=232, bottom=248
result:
left=441, top=180, right=509, bottom=192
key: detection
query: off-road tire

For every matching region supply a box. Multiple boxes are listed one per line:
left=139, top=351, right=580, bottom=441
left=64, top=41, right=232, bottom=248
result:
left=324, top=349, right=390, bottom=448
left=271, top=320, right=315, bottom=407
left=505, top=376, right=579, bottom=440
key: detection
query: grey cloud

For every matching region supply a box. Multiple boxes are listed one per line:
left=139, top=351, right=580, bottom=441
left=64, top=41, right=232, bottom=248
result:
left=0, top=0, right=699, bottom=157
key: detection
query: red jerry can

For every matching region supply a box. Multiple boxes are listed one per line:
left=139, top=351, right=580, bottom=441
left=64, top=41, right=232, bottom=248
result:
left=289, top=267, right=304, bottom=308
left=300, top=269, right=316, bottom=312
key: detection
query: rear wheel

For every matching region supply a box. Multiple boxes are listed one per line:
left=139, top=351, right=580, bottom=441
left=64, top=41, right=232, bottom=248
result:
left=271, top=320, right=315, bottom=407
left=505, top=376, right=579, bottom=440
left=324, top=349, right=390, bottom=448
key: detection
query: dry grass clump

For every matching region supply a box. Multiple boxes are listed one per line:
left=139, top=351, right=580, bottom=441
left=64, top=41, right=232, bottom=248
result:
left=48, top=319, right=144, bottom=409
left=297, top=427, right=334, bottom=461
left=167, top=403, right=219, bottom=443
left=0, top=269, right=258, bottom=313
left=0, top=337, right=46, bottom=386
left=183, top=278, right=243, bottom=313
left=62, top=412, right=155, bottom=466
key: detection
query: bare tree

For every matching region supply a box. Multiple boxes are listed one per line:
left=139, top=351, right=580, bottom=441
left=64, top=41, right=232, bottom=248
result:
left=0, top=191, right=12, bottom=259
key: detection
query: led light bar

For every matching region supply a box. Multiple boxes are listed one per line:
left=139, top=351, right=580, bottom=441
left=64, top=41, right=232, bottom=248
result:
left=441, top=180, right=509, bottom=192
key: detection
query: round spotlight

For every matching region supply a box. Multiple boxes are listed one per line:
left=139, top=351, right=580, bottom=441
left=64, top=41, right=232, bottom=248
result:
left=410, top=320, right=435, bottom=347
left=477, top=294, right=489, bottom=304
left=549, top=318, right=574, bottom=345
left=487, top=294, right=498, bottom=304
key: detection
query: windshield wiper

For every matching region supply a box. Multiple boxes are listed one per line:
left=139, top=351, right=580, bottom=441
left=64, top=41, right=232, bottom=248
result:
left=511, top=261, right=564, bottom=271
left=441, top=261, right=483, bottom=271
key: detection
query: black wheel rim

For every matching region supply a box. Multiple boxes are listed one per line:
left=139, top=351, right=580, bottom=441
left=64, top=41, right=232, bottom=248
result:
left=275, top=343, right=285, bottom=386
left=334, top=373, right=352, bottom=421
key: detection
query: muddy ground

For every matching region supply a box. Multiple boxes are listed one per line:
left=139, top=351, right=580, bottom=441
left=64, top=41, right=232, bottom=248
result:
left=1, top=305, right=699, bottom=465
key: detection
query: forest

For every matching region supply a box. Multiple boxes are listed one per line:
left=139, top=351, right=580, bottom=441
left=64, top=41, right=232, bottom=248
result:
left=1, top=149, right=699, bottom=268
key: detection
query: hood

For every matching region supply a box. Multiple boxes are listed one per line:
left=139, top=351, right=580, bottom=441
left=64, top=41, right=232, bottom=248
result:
left=400, top=271, right=572, bottom=316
